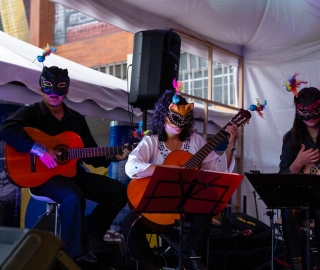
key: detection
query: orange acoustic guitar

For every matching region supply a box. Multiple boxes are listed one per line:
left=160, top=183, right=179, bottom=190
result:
left=127, top=109, right=252, bottom=231
left=1, top=127, right=134, bottom=188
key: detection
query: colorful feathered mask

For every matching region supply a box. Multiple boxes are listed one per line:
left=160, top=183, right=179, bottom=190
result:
left=248, top=98, right=267, bottom=119
left=167, top=79, right=194, bottom=127
left=284, top=72, right=308, bottom=98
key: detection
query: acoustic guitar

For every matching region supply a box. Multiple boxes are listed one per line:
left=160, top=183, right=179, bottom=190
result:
left=303, top=161, right=320, bottom=175
left=127, top=108, right=252, bottom=231
left=1, top=127, right=134, bottom=188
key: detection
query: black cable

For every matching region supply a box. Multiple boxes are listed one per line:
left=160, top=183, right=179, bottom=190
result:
left=125, top=215, right=142, bottom=270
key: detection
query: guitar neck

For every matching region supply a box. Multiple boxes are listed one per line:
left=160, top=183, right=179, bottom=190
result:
left=183, top=123, right=231, bottom=169
left=66, top=145, right=134, bottom=160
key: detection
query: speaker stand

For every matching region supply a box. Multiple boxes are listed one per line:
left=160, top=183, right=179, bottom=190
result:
left=142, top=108, right=148, bottom=131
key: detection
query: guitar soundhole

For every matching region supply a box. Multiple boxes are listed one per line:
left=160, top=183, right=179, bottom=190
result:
left=55, top=146, right=69, bottom=163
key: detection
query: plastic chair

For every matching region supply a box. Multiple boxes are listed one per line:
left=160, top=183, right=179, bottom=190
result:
left=29, top=189, right=61, bottom=239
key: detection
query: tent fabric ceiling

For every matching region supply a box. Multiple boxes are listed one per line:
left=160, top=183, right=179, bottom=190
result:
left=53, top=0, right=320, bottom=57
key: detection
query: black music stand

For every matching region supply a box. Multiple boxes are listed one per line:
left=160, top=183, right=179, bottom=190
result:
left=245, top=171, right=320, bottom=270
left=134, top=167, right=243, bottom=270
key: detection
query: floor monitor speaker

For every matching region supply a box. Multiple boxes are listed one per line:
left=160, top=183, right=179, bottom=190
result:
left=129, top=29, right=181, bottom=110
left=0, top=227, right=78, bottom=270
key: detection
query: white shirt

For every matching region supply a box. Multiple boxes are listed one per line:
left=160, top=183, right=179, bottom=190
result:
left=125, top=133, right=235, bottom=178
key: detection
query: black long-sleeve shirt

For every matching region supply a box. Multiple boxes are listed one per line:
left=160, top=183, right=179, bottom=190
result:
left=0, top=101, right=111, bottom=168
left=279, top=131, right=317, bottom=173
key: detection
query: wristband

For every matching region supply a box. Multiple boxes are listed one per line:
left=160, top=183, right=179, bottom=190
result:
left=30, top=142, right=47, bottom=157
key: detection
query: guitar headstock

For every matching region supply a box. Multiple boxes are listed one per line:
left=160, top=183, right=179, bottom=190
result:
left=230, top=109, right=252, bottom=127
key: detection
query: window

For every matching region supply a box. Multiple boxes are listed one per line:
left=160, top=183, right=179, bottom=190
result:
left=92, top=61, right=127, bottom=80
left=179, top=52, right=237, bottom=107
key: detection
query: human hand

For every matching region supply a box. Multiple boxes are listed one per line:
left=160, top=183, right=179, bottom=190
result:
left=295, top=144, right=319, bottom=168
left=40, top=148, right=61, bottom=169
left=115, top=144, right=131, bottom=161
left=224, top=124, right=237, bottom=146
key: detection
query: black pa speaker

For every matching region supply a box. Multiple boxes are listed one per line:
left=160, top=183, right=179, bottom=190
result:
left=0, top=227, right=79, bottom=270
left=208, top=213, right=272, bottom=269
left=129, top=29, right=181, bottom=110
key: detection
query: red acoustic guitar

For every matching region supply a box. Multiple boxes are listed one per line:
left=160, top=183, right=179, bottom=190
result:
left=1, top=127, right=133, bottom=188
left=127, top=109, right=252, bottom=231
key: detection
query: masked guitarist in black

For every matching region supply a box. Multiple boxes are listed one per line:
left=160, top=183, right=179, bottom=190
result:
left=0, top=66, right=129, bottom=265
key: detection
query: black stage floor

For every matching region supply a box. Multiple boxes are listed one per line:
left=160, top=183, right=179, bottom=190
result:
left=77, top=243, right=291, bottom=270
left=76, top=212, right=319, bottom=270
left=2, top=211, right=317, bottom=270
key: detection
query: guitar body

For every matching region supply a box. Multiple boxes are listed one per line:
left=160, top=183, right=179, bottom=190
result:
left=3, top=127, right=83, bottom=187
left=303, top=163, right=320, bottom=175
left=127, top=150, right=193, bottom=231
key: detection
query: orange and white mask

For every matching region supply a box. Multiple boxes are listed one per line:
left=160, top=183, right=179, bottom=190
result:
left=166, top=102, right=194, bottom=128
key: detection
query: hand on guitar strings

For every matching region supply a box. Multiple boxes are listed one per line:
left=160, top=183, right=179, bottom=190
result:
left=40, top=148, right=61, bottom=169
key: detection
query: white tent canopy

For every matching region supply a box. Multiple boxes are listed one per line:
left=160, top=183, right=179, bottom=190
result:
left=51, top=0, right=320, bottom=224
left=0, top=30, right=143, bottom=121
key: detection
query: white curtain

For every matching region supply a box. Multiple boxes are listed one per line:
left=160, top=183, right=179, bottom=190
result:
left=242, top=41, right=320, bottom=224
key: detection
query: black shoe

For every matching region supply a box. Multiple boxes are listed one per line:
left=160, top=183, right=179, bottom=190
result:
left=87, top=234, right=112, bottom=254
left=188, top=249, right=207, bottom=270
left=75, top=248, right=97, bottom=264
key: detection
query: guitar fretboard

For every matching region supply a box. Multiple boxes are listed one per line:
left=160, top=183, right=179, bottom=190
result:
left=60, top=145, right=134, bottom=160
left=183, top=124, right=231, bottom=169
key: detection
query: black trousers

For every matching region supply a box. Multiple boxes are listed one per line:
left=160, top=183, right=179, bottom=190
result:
left=282, top=209, right=320, bottom=260
left=30, top=165, right=127, bottom=258
left=121, top=211, right=212, bottom=270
